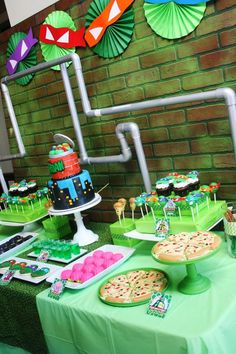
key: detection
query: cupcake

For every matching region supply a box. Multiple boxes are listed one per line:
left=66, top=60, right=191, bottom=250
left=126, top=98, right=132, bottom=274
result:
left=186, top=171, right=200, bottom=191
left=155, top=179, right=171, bottom=197
left=8, top=182, right=19, bottom=196
left=27, top=180, right=38, bottom=193
left=173, top=178, right=189, bottom=197
left=18, top=181, right=29, bottom=197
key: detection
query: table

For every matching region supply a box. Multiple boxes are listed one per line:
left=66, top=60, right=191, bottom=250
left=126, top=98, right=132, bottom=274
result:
left=0, top=222, right=113, bottom=354
left=36, top=234, right=236, bottom=354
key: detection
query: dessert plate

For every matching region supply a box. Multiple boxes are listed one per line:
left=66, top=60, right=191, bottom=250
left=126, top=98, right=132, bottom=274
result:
left=0, top=256, right=62, bottom=284
left=46, top=244, right=135, bottom=290
left=0, top=232, right=38, bottom=261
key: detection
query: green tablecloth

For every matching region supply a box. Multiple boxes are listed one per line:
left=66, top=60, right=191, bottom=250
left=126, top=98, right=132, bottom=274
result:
left=36, top=235, right=236, bottom=354
left=0, top=222, right=113, bottom=354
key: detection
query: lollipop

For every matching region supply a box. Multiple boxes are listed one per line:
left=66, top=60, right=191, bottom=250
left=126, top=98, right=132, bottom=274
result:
left=186, top=195, right=196, bottom=222
left=140, top=192, right=150, bottom=214
left=173, top=197, right=185, bottom=220
left=129, top=197, right=136, bottom=221
left=113, top=202, right=123, bottom=224
left=12, top=197, right=19, bottom=213
left=209, top=182, right=221, bottom=203
left=200, top=185, right=211, bottom=209
left=146, top=196, right=158, bottom=221
left=118, top=198, right=127, bottom=220
left=36, top=190, right=43, bottom=205
left=135, top=196, right=145, bottom=219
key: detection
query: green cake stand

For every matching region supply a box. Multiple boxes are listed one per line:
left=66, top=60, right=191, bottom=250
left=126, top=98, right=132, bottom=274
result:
left=151, top=236, right=222, bottom=295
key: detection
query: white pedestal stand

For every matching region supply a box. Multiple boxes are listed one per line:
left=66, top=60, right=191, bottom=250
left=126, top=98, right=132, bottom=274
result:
left=48, top=193, right=102, bottom=247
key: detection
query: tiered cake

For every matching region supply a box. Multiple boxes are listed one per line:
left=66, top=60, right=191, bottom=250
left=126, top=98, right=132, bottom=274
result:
left=47, top=142, right=95, bottom=210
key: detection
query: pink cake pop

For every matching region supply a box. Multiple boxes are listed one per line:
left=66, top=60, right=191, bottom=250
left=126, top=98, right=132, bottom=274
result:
left=93, top=257, right=104, bottom=267
left=61, top=269, right=72, bottom=280
left=72, top=263, right=84, bottom=272
left=70, top=270, right=82, bottom=282
left=85, top=264, right=96, bottom=274
left=103, top=259, right=115, bottom=269
left=80, top=272, right=94, bottom=283
left=112, top=253, right=123, bottom=262
left=93, top=250, right=105, bottom=258
left=84, top=256, right=94, bottom=265
left=103, top=251, right=114, bottom=260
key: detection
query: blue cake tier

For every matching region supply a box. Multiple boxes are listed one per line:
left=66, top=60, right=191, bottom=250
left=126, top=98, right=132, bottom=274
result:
left=48, top=170, right=95, bottom=210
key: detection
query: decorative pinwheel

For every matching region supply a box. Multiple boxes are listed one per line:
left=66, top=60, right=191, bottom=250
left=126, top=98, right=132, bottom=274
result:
left=144, top=1, right=206, bottom=39
left=85, top=0, right=135, bottom=58
left=6, top=28, right=38, bottom=85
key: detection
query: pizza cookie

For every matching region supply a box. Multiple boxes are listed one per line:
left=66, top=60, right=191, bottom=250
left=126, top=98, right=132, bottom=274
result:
left=99, top=269, right=168, bottom=305
left=152, top=231, right=221, bottom=263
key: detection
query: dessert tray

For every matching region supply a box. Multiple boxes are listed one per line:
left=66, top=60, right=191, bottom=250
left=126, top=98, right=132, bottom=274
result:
left=0, top=232, right=38, bottom=262
left=0, top=256, right=62, bottom=284
left=46, top=244, right=135, bottom=290
left=98, top=267, right=169, bottom=307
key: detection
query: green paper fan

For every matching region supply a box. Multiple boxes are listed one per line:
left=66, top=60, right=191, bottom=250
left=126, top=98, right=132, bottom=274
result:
left=144, top=2, right=206, bottom=39
left=7, top=32, right=37, bottom=86
left=40, top=11, right=76, bottom=71
left=85, top=0, right=134, bottom=59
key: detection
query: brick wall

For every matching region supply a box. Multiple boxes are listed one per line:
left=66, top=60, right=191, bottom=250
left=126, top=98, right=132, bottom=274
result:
left=0, top=0, right=235, bottom=223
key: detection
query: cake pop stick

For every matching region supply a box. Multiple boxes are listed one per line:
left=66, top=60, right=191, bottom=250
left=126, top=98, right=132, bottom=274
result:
left=178, top=207, right=182, bottom=220
left=118, top=198, right=127, bottom=220
left=209, top=182, right=221, bottom=203
left=113, top=202, right=123, bottom=224
left=140, top=193, right=149, bottom=214
left=146, top=197, right=158, bottom=221
left=129, top=197, right=136, bottom=221
left=135, top=197, right=145, bottom=219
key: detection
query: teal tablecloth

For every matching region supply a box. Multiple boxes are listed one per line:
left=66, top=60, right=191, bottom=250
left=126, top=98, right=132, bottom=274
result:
left=36, top=235, right=236, bottom=354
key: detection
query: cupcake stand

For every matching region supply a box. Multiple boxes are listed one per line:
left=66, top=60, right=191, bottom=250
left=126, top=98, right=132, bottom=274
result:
left=0, top=215, right=47, bottom=233
left=151, top=242, right=222, bottom=295
left=48, top=193, right=102, bottom=246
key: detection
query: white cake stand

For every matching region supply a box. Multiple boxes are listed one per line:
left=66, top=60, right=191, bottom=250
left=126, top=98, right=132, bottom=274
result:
left=48, top=193, right=102, bottom=246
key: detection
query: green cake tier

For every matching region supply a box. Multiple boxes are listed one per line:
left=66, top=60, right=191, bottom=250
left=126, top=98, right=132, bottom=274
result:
left=135, top=200, right=226, bottom=234
left=0, top=198, right=48, bottom=223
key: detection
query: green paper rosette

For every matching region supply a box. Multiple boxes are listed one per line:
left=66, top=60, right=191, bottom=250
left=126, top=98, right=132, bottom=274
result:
left=7, top=32, right=37, bottom=86
left=85, top=0, right=134, bottom=59
left=40, top=11, right=76, bottom=71
left=144, top=2, right=206, bottom=39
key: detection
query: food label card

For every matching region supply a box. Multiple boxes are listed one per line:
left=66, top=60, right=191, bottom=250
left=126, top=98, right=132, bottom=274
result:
left=48, top=278, right=67, bottom=300
left=37, top=250, right=51, bottom=263
left=155, top=218, right=170, bottom=239
left=0, top=269, right=16, bottom=286
left=147, top=292, right=172, bottom=318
